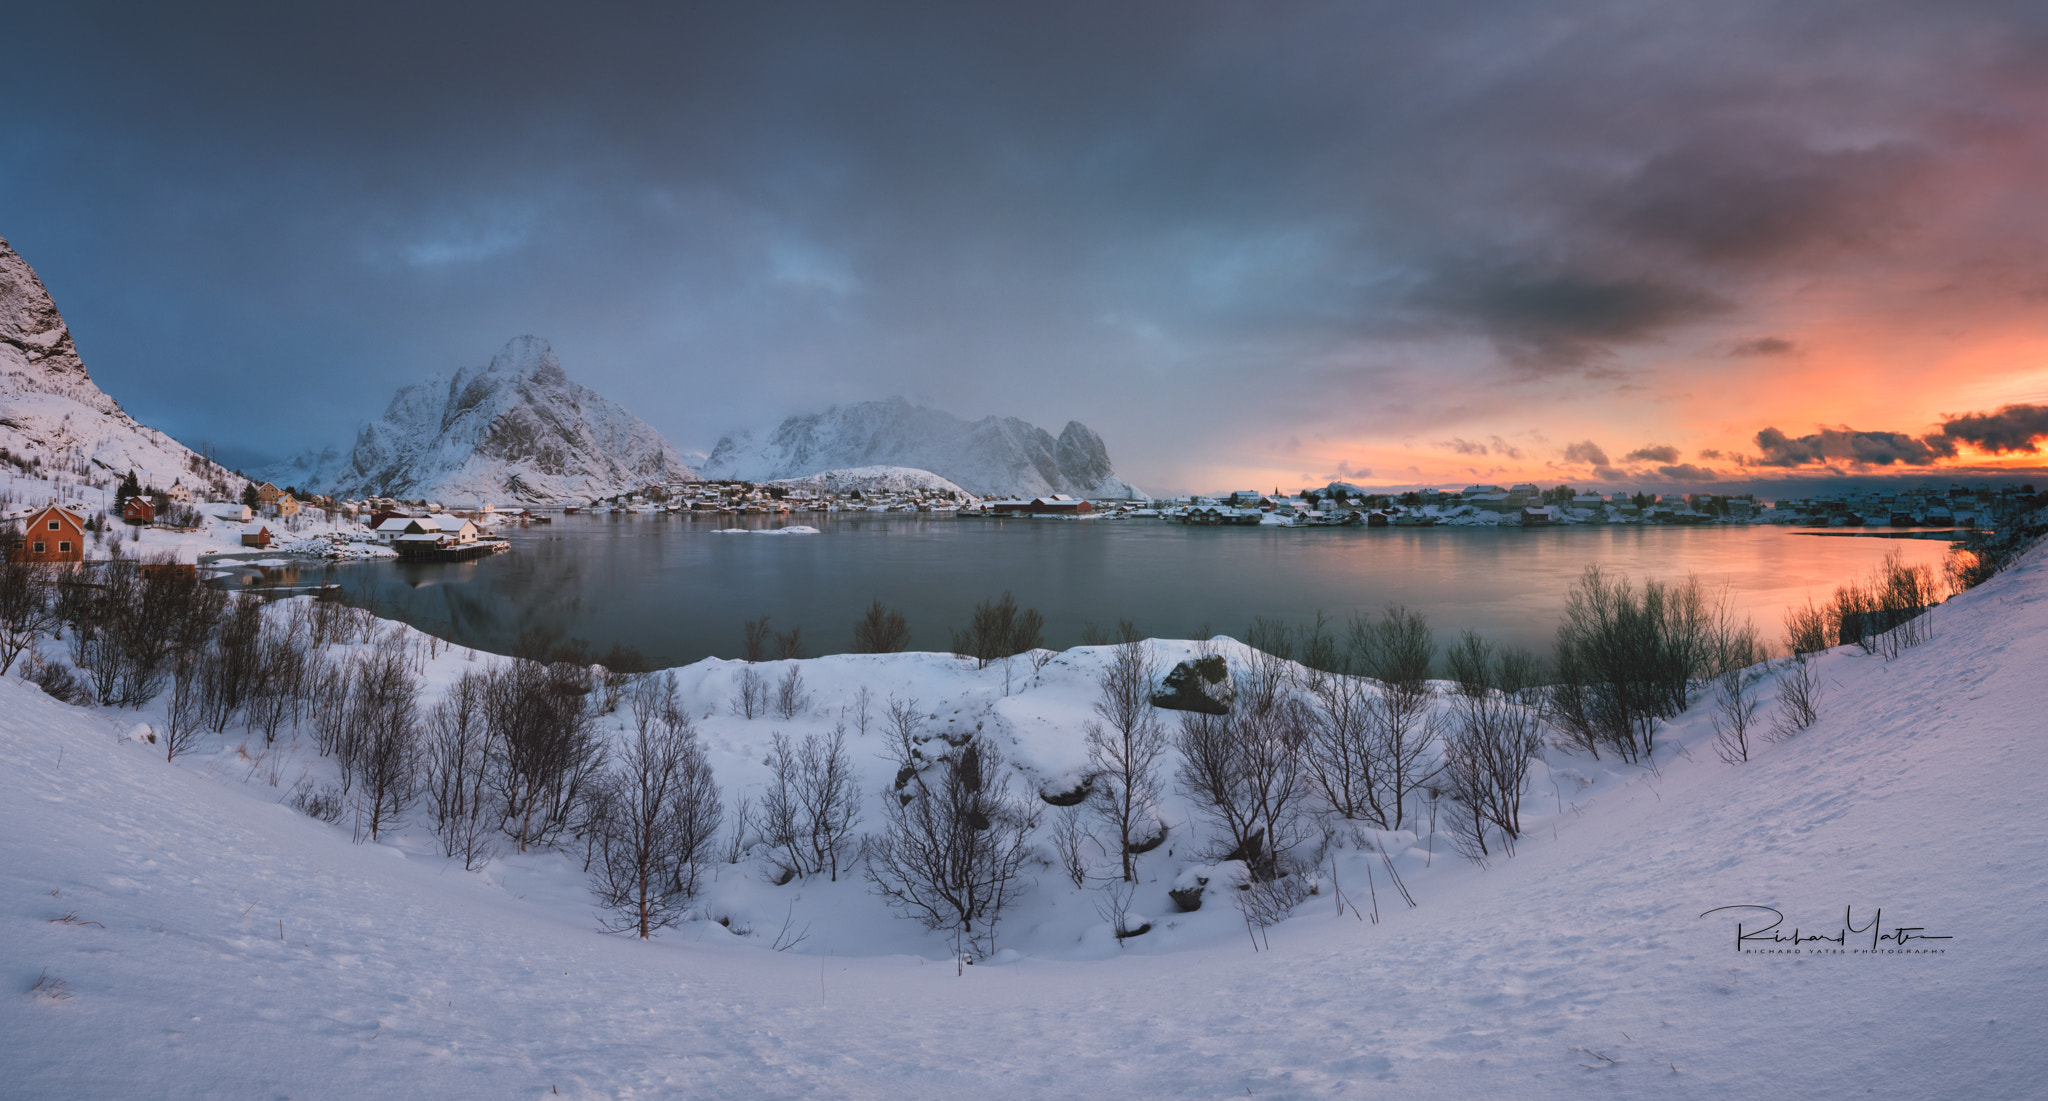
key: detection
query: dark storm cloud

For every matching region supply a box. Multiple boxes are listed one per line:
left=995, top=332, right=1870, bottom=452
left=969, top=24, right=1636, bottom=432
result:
left=1412, top=263, right=1724, bottom=368
left=4, top=1, right=2046, bottom=486
left=1752, top=426, right=1954, bottom=467
left=1936, top=403, right=2048, bottom=454
left=1624, top=445, right=1682, bottom=464
left=1658, top=463, right=1719, bottom=482
left=1729, top=337, right=1796, bottom=357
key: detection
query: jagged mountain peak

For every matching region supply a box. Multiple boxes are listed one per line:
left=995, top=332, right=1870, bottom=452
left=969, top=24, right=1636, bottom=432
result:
left=701, top=397, right=1143, bottom=499
left=284, top=337, right=693, bottom=504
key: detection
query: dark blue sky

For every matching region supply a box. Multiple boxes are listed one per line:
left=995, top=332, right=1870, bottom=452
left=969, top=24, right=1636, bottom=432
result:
left=5, top=2, right=2046, bottom=492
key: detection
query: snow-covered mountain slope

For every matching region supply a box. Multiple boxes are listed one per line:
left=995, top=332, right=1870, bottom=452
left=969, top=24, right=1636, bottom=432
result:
left=284, top=336, right=694, bottom=504
left=766, top=464, right=977, bottom=500
left=4, top=544, right=2045, bottom=1097
left=0, top=237, right=233, bottom=494
left=703, top=397, right=1143, bottom=499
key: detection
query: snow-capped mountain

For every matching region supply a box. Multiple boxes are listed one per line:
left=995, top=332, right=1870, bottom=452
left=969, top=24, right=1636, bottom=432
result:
left=765, top=465, right=978, bottom=501
left=285, top=336, right=694, bottom=504
left=0, top=236, right=233, bottom=494
left=702, top=398, right=1143, bottom=499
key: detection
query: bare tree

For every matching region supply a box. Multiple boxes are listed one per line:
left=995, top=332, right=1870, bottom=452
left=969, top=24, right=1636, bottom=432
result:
left=731, top=666, right=768, bottom=719
left=423, top=670, right=498, bottom=868
left=761, top=726, right=863, bottom=881
left=1236, top=617, right=1295, bottom=715
left=1350, top=605, right=1439, bottom=828
left=852, top=599, right=910, bottom=653
left=589, top=672, right=722, bottom=937
left=0, top=556, right=58, bottom=675
left=866, top=735, right=1040, bottom=959
left=774, top=626, right=807, bottom=660
left=951, top=591, right=1044, bottom=670
left=1175, top=702, right=1310, bottom=881
left=1439, top=637, right=1543, bottom=859
left=1301, top=666, right=1379, bottom=822
left=1771, top=655, right=1825, bottom=740
left=742, top=615, right=773, bottom=662
left=1083, top=621, right=1167, bottom=881
left=488, top=657, right=605, bottom=851
left=351, top=647, right=420, bottom=842
left=1711, top=667, right=1766, bottom=764
left=1051, top=803, right=1094, bottom=888
left=773, top=664, right=810, bottom=720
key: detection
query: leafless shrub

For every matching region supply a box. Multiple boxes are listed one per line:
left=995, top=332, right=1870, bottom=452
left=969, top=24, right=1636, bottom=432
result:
left=1238, top=874, right=1311, bottom=950
left=1771, top=655, right=1825, bottom=740
left=26, top=653, right=87, bottom=705
left=488, top=656, right=605, bottom=852
left=951, top=591, right=1044, bottom=670
left=866, top=735, right=1040, bottom=959
left=0, top=554, right=59, bottom=675
left=760, top=726, right=863, bottom=881
left=1175, top=702, right=1310, bottom=881
left=596, top=644, right=649, bottom=714
left=742, top=615, right=773, bottom=662
left=1830, top=551, right=1939, bottom=659
left=852, top=599, right=911, bottom=653
left=773, top=664, right=810, bottom=719
left=1051, top=803, right=1094, bottom=888
left=1546, top=567, right=1716, bottom=764
left=723, top=792, right=753, bottom=864
left=774, top=626, right=807, bottom=661
left=1301, top=667, right=1377, bottom=823
left=1784, top=597, right=1830, bottom=657
left=1236, top=616, right=1295, bottom=715
left=423, top=671, right=497, bottom=868
left=1084, top=622, right=1167, bottom=881
left=1438, top=636, right=1543, bottom=859
left=731, top=666, right=768, bottom=719
left=1096, top=879, right=1146, bottom=945
left=1711, top=667, right=1767, bottom=764
left=588, top=672, right=722, bottom=937
left=350, top=647, right=420, bottom=842
left=288, top=776, right=347, bottom=823
left=849, top=684, right=874, bottom=739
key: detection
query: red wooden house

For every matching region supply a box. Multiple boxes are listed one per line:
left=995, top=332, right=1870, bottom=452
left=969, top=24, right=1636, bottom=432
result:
left=123, top=497, right=156, bottom=524
left=11, top=505, right=86, bottom=563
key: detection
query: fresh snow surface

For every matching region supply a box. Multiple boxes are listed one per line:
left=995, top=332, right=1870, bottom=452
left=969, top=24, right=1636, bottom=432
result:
left=766, top=465, right=978, bottom=502
left=703, top=397, right=1144, bottom=500
left=5, top=546, right=2047, bottom=1097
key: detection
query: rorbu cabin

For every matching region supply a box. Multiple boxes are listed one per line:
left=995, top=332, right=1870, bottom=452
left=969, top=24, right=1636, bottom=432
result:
left=123, top=497, right=156, bottom=524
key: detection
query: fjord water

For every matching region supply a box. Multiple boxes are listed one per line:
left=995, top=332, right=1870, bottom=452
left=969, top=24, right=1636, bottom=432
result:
left=264, top=515, right=1958, bottom=666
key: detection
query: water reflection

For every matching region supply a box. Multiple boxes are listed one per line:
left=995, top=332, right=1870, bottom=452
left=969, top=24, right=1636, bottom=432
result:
left=231, top=514, right=1960, bottom=667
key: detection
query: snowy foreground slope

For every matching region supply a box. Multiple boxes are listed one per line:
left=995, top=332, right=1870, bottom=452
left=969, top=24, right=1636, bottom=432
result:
left=5, top=552, right=2047, bottom=1098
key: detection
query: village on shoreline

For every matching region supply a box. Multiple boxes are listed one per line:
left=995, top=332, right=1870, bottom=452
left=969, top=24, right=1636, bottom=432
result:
left=7, top=464, right=2041, bottom=577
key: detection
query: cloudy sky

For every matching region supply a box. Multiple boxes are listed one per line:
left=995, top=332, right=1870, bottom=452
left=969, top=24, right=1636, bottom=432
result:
left=5, top=1, right=2047, bottom=494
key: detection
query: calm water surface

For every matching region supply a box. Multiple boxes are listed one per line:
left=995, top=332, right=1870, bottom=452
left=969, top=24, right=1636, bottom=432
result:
left=234, top=515, right=1960, bottom=666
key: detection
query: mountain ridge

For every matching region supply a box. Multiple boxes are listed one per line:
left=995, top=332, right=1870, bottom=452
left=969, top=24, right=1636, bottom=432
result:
left=702, top=397, right=1142, bottom=499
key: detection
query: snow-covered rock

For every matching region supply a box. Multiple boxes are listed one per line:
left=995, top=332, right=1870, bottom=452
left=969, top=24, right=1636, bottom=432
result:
left=0, top=237, right=235, bottom=494
left=282, top=336, right=694, bottom=505
left=765, top=464, right=978, bottom=501
left=702, top=397, right=1144, bottom=499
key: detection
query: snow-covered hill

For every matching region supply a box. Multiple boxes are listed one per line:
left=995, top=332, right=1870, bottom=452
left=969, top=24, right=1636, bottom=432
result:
left=766, top=464, right=978, bottom=501
left=6, top=542, right=2047, bottom=1095
left=703, top=397, right=1144, bottom=499
left=282, top=336, right=694, bottom=505
left=0, top=237, right=234, bottom=496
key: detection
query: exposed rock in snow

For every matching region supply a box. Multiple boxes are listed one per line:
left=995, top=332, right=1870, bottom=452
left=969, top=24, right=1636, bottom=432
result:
left=0, top=237, right=235, bottom=494
left=702, top=397, right=1143, bottom=499
left=765, top=465, right=978, bottom=501
left=283, top=336, right=694, bottom=504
